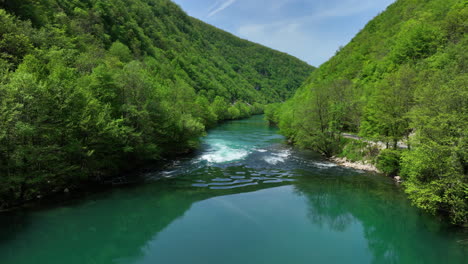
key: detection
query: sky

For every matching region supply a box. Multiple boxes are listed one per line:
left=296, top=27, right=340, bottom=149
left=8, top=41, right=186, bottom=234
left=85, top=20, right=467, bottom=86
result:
left=171, top=0, right=395, bottom=66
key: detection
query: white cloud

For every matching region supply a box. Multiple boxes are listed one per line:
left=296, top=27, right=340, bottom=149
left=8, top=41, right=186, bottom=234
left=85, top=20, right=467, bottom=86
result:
left=235, top=0, right=395, bottom=65
left=208, top=0, right=237, bottom=18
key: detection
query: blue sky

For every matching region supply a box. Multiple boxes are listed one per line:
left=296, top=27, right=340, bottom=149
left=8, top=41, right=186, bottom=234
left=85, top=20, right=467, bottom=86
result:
left=171, top=0, right=395, bottom=66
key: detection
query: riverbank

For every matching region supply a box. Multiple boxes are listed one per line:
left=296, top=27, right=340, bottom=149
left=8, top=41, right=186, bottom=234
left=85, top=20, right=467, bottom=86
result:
left=330, top=156, right=380, bottom=173
left=0, top=113, right=265, bottom=211
left=1, top=114, right=465, bottom=264
left=330, top=156, right=404, bottom=184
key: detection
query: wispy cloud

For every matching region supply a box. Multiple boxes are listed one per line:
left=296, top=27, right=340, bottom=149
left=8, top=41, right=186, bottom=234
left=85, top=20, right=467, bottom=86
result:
left=235, top=0, right=393, bottom=66
left=237, top=21, right=329, bottom=66
left=310, top=0, right=385, bottom=20
left=207, top=0, right=221, bottom=13
left=208, top=0, right=236, bottom=17
left=173, top=0, right=395, bottom=65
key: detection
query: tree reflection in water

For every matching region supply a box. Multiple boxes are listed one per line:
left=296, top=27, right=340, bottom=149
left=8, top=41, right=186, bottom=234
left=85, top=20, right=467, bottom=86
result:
left=293, top=171, right=466, bottom=264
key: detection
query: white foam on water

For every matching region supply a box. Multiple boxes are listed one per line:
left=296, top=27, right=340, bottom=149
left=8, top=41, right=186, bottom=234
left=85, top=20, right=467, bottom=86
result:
left=200, top=141, right=249, bottom=163
left=264, top=149, right=291, bottom=165
left=313, top=162, right=337, bottom=168
left=256, top=149, right=268, bottom=153
left=276, top=149, right=291, bottom=158
left=264, top=156, right=284, bottom=165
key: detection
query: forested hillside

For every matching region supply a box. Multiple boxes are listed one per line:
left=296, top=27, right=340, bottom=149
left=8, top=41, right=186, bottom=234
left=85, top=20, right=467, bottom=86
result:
left=267, top=0, right=467, bottom=224
left=0, top=0, right=313, bottom=208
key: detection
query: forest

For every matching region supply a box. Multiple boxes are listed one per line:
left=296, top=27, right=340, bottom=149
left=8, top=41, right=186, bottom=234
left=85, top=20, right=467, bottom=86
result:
left=0, top=0, right=313, bottom=208
left=266, top=0, right=467, bottom=225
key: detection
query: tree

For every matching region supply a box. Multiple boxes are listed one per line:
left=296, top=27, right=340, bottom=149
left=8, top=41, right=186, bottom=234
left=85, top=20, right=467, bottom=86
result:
left=360, top=65, right=416, bottom=148
left=109, top=41, right=133, bottom=63
left=211, top=96, right=228, bottom=121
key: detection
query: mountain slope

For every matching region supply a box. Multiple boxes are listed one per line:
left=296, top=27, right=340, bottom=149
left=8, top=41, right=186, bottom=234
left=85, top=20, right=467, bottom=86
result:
left=0, top=0, right=313, bottom=207
left=269, top=0, right=467, bottom=224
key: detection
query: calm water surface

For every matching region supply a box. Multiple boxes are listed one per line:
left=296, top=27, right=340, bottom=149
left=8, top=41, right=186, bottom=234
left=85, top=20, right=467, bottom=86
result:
left=0, top=115, right=466, bottom=264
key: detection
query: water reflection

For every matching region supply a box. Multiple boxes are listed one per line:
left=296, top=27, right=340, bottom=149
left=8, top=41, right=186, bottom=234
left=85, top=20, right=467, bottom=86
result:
left=293, top=173, right=467, bottom=264
left=0, top=176, right=292, bottom=264
left=1, top=166, right=465, bottom=264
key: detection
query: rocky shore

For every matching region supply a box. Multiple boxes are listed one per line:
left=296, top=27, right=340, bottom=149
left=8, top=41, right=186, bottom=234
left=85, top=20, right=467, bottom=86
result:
left=330, top=156, right=380, bottom=173
left=330, top=156, right=404, bottom=184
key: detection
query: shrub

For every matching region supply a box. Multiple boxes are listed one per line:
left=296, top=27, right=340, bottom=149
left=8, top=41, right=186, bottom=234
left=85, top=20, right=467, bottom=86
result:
left=339, top=139, right=379, bottom=162
left=376, top=149, right=402, bottom=176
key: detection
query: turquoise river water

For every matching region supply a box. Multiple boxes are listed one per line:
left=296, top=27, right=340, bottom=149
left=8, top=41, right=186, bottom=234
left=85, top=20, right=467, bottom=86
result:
left=0, top=115, right=466, bottom=264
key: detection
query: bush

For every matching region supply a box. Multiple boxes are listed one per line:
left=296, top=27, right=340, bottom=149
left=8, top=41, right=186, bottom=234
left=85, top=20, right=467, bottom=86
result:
left=227, top=105, right=241, bottom=119
left=264, top=103, right=281, bottom=125
left=376, top=149, right=402, bottom=176
left=400, top=143, right=467, bottom=225
left=339, top=139, right=379, bottom=162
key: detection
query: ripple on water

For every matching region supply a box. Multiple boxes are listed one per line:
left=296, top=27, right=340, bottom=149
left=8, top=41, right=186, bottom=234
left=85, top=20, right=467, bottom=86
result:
left=213, top=178, right=232, bottom=182
left=210, top=182, right=258, bottom=190
left=189, top=165, right=297, bottom=190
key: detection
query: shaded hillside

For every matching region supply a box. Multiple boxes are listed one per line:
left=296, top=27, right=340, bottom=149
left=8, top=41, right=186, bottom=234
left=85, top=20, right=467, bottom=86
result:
left=0, top=0, right=313, bottom=207
left=268, top=0, right=467, bottom=224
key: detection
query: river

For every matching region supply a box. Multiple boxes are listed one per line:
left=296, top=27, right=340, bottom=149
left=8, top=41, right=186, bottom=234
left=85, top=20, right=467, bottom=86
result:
left=0, top=115, right=466, bottom=263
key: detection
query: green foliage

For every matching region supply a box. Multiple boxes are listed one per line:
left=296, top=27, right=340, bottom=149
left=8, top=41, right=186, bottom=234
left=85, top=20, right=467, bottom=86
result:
left=250, top=102, right=264, bottom=115
left=227, top=105, right=241, bottom=120
left=360, top=64, right=416, bottom=147
left=339, top=139, right=379, bottom=163
left=211, top=96, right=229, bottom=120
left=264, top=103, right=282, bottom=125
left=390, top=20, right=444, bottom=64
left=194, top=96, right=217, bottom=127
left=275, top=0, right=467, bottom=224
left=109, top=41, right=133, bottom=63
left=376, top=149, right=402, bottom=176
left=234, top=102, right=252, bottom=119
left=274, top=79, right=356, bottom=157
left=0, top=0, right=313, bottom=208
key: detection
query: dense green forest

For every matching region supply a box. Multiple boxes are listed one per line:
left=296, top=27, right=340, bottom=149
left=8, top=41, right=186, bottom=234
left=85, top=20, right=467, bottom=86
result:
left=0, top=0, right=313, bottom=208
left=266, top=0, right=467, bottom=225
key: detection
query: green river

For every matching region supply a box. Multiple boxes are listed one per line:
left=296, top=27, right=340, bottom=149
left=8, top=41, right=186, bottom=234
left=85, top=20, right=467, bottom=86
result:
left=0, top=115, right=466, bottom=264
